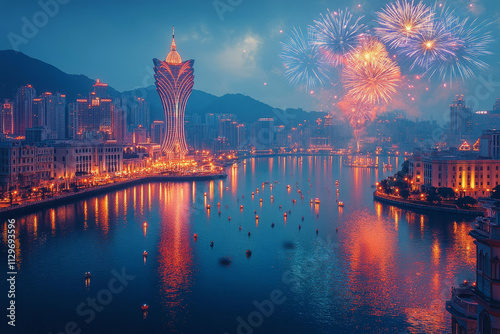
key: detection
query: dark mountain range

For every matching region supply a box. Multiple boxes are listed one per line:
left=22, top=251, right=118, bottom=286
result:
left=0, top=50, right=325, bottom=124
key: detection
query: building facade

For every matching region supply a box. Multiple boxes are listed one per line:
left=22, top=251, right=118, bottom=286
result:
left=153, top=27, right=194, bottom=159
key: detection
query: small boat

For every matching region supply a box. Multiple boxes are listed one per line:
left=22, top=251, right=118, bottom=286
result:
left=298, top=224, right=301, bottom=230
left=271, top=223, right=275, bottom=228
left=246, top=250, right=252, bottom=257
left=240, top=205, right=243, bottom=210
left=315, top=198, right=320, bottom=204
left=210, top=241, right=214, bottom=247
left=338, top=201, right=344, bottom=207
left=206, top=204, right=211, bottom=209
left=228, top=216, right=231, bottom=221
left=143, top=251, right=148, bottom=257
left=259, top=198, right=263, bottom=202
left=310, top=199, right=313, bottom=204
left=141, top=304, right=149, bottom=312
left=85, top=272, right=91, bottom=279
left=248, top=231, right=251, bottom=237
left=316, top=229, right=319, bottom=234
left=255, top=215, right=259, bottom=220
left=283, top=213, right=287, bottom=217
left=193, top=234, right=198, bottom=240
left=251, top=192, right=254, bottom=196
left=143, top=222, right=148, bottom=227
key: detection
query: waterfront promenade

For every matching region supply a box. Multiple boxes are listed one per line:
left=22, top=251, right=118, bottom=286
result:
left=373, top=191, right=485, bottom=216
left=0, top=172, right=226, bottom=219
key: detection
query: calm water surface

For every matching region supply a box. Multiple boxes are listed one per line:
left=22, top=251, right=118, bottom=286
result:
left=1, top=156, right=475, bottom=333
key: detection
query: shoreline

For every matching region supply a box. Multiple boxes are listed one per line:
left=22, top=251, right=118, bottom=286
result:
left=373, top=191, right=485, bottom=217
left=0, top=173, right=226, bottom=219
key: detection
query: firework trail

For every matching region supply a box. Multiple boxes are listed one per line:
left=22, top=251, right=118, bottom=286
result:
left=310, top=8, right=366, bottom=66
left=280, top=27, right=332, bottom=89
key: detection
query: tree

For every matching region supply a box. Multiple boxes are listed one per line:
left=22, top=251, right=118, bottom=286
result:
left=401, top=160, right=409, bottom=175
left=400, top=189, right=410, bottom=199
left=426, top=192, right=441, bottom=204
left=456, top=196, right=477, bottom=208
left=437, top=187, right=456, bottom=199
left=492, top=185, right=500, bottom=199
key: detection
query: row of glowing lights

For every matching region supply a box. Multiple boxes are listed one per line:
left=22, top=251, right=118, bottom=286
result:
left=376, top=178, right=492, bottom=193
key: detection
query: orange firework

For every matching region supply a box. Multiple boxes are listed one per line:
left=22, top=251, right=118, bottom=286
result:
left=342, top=36, right=401, bottom=105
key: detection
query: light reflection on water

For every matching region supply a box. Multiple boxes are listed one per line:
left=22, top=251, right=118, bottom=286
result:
left=0, top=156, right=475, bottom=333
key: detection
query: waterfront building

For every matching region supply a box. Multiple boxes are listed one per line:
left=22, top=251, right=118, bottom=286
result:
left=14, top=84, right=36, bottom=136
left=408, top=150, right=500, bottom=197
left=129, top=97, right=150, bottom=130
left=53, top=140, right=123, bottom=179
left=153, top=27, right=194, bottom=159
left=462, top=201, right=500, bottom=333
left=0, top=141, right=54, bottom=191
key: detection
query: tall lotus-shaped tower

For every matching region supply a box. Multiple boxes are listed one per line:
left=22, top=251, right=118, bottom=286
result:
left=153, top=26, right=194, bottom=159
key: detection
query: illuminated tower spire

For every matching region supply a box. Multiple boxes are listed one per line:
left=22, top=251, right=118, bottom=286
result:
left=166, top=25, right=182, bottom=64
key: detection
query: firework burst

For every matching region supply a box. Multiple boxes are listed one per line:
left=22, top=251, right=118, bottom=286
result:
left=342, top=36, right=401, bottom=105
left=376, top=0, right=433, bottom=48
left=399, top=20, right=459, bottom=70
left=424, top=16, right=493, bottom=82
left=310, top=8, right=365, bottom=66
left=280, top=27, right=332, bottom=89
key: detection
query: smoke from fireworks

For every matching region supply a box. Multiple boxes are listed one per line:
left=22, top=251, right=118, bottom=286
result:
left=280, top=27, right=332, bottom=89
left=310, top=8, right=365, bottom=66
left=338, top=97, right=376, bottom=127
left=375, top=0, right=433, bottom=48
left=342, top=36, right=402, bottom=105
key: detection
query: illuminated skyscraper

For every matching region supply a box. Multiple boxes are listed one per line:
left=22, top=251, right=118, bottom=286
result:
left=153, top=27, right=194, bottom=159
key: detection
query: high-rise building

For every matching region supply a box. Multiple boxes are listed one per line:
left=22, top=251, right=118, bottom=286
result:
left=14, top=84, right=36, bottom=136
left=130, top=97, right=150, bottom=129
left=450, top=95, right=472, bottom=137
left=153, top=27, right=194, bottom=159
left=1, top=100, right=14, bottom=135
left=151, top=121, right=165, bottom=145
left=32, top=92, right=66, bottom=139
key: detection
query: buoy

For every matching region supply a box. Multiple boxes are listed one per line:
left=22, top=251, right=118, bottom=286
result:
left=210, top=241, right=214, bottom=247
left=240, top=205, right=244, bottom=210
left=248, top=231, right=251, bottom=237
left=206, top=204, right=211, bottom=209
left=143, top=222, right=148, bottom=227
left=251, top=192, right=254, bottom=196
left=255, top=215, right=259, bottom=220
left=316, top=229, right=319, bottom=234
left=301, top=216, right=304, bottom=221
left=217, top=202, right=221, bottom=207
left=204, top=192, right=207, bottom=197
left=141, top=304, right=149, bottom=312
left=279, top=205, right=282, bottom=210
left=271, top=223, right=275, bottom=228
left=260, top=198, right=263, bottom=202
left=228, top=216, right=231, bottom=221
left=143, top=250, right=148, bottom=257
left=226, top=205, right=228, bottom=209
left=239, top=225, right=242, bottom=231
left=336, top=228, right=339, bottom=233
left=218, top=211, right=221, bottom=215
left=246, top=250, right=252, bottom=257
left=284, top=213, right=287, bottom=217
left=85, top=272, right=91, bottom=279
left=299, top=224, right=301, bottom=230
left=254, top=210, right=257, bottom=214
left=193, top=234, right=198, bottom=240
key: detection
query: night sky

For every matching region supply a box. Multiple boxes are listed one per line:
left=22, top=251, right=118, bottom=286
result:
left=1, top=0, right=500, bottom=122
